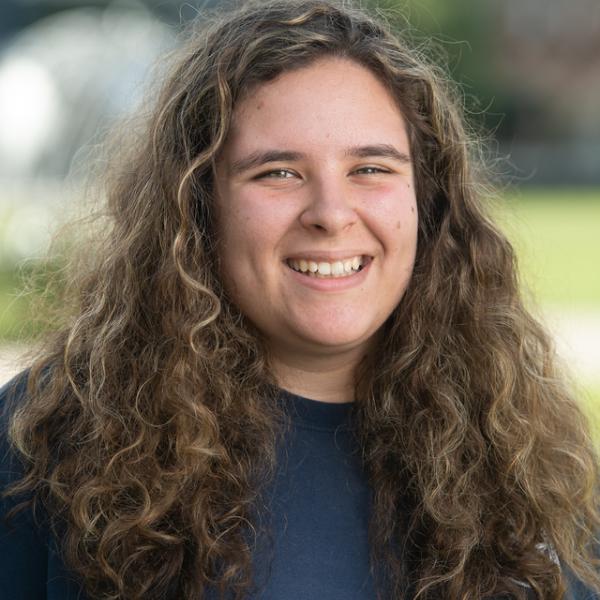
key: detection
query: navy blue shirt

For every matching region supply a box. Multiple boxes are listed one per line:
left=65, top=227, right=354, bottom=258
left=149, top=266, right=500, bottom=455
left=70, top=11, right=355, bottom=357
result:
left=0, top=376, right=376, bottom=599
left=251, top=390, right=376, bottom=599
left=0, top=375, right=597, bottom=599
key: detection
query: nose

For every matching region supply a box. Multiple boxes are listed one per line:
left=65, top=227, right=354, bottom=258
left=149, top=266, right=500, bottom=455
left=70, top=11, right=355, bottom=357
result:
left=299, top=175, right=357, bottom=234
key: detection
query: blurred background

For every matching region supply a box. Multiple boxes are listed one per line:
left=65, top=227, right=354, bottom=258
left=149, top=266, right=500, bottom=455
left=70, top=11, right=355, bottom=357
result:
left=0, top=0, right=598, bottom=430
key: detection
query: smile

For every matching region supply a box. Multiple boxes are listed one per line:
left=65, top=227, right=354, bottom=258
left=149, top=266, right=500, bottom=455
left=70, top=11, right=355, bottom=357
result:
left=285, top=255, right=371, bottom=278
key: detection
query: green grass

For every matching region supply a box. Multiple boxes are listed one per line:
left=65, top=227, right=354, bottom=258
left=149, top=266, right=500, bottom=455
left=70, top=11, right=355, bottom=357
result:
left=494, top=189, right=600, bottom=434
left=0, top=268, right=39, bottom=341
left=495, top=188, right=600, bottom=309
left=0, top=264, right=60, bottom=342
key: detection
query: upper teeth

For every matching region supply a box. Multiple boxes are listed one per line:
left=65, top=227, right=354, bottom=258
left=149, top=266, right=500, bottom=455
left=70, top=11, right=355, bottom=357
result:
left=287, top=255, right=364, bottom=277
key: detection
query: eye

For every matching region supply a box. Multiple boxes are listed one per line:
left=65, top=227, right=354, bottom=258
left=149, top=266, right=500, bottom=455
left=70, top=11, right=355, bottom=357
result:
left=352, top=166, right=391, bottom=175
left=255, top=168, right=297, bottom=179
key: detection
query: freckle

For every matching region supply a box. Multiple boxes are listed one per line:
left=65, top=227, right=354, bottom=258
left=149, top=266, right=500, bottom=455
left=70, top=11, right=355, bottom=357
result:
left=256, top=101, right=264, bottom=110
left=396, top=220, right=402, bottom=229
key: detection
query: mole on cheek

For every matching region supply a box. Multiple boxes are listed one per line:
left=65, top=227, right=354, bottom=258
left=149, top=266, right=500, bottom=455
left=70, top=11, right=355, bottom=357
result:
left=396, top=220, right=402, bottom=229
left=410, top=206, right=415, bottom=213
left=256, top=101, right=264, bottom=111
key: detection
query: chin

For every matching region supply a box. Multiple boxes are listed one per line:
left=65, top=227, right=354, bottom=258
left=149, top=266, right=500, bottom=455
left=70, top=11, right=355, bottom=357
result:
left=300, top=329, right=376, bottom=354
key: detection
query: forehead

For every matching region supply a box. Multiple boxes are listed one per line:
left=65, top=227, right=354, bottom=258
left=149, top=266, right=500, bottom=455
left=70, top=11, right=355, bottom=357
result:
left=224, top=57, right=409, bottom=157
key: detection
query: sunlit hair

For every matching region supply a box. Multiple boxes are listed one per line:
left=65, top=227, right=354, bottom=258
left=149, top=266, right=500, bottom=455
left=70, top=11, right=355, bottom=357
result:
left=4, top=1, right=599, bottom=598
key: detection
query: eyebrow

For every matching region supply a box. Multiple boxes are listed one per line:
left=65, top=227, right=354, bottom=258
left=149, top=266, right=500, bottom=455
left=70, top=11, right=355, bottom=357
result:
left=345, top=144, right=411, bottom=164
left=229, top=144, right=411, bottom=176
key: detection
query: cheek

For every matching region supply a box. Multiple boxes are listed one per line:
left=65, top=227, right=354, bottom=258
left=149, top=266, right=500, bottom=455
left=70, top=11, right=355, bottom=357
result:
left=219, top=192, right=267, bottom=251
left=235, top=185, right=302, bottom=237
left=363, top=183, right=418, bottom=246
left=217, top=189, right=292, bottom=279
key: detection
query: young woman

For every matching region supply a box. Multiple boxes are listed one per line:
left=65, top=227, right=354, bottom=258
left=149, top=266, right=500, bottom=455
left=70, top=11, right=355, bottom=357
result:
left=1, top=1, right=598, bottom=598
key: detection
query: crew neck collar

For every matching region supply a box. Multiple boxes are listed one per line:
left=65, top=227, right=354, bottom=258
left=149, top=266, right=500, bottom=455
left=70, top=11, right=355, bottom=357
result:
left=278, top=389, right=354, bottom=430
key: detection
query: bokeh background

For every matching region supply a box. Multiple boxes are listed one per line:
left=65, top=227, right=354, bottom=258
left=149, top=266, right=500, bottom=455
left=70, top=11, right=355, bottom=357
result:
left=0, top=0, right=598, bottom=429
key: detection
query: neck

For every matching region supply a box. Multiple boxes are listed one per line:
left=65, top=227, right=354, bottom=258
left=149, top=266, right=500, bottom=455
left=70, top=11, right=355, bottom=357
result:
left=269, top=347, right=366, bottom=404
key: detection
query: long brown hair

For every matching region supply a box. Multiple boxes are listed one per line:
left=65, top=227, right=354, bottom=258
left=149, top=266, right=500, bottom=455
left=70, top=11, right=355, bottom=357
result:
left=4, top=1, right=599, bottom=598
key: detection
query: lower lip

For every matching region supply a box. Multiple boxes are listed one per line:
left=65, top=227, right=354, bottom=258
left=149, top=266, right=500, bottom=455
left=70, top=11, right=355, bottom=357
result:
left=284, top=261, right=371, bottom=291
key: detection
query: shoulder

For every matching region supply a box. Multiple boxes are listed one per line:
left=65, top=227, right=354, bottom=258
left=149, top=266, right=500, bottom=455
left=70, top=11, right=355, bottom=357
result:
left=563, top=564, right=600, bottom=599
left=0, top=371, right=31, bottom=487
left=0, top=372, right=53, bottom=596
left=0, top=371, right=42, bottom=542
left=0, top=370, right=29, bottom=418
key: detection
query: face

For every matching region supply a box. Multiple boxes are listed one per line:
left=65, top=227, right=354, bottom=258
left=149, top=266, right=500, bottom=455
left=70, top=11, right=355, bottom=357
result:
left=214, top=57, right=418, bottom=368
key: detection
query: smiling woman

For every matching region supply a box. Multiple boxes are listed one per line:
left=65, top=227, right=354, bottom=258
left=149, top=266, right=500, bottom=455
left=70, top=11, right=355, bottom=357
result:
left=214, top=57, right=418, bottom=401
left=1, top=1, right=599, bottom=600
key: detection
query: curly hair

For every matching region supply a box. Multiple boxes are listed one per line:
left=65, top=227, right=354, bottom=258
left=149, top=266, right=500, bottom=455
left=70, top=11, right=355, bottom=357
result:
left=4, top=0, right=599, bottom=598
